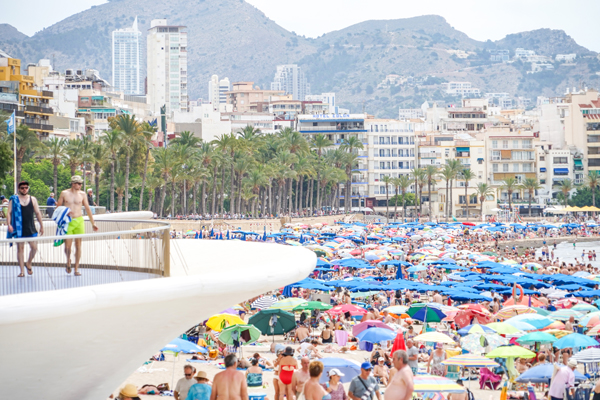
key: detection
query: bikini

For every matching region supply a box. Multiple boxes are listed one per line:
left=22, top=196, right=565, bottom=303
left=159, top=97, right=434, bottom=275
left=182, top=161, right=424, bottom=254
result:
left=279, top=365, right=296, bottom=385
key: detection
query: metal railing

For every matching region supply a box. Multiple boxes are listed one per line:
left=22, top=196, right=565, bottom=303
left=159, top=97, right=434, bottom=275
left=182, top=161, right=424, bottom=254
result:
left=0, top=220, right=170, bottom=296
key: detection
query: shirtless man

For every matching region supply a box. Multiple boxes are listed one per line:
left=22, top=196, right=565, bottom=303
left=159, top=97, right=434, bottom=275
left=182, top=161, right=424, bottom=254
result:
left=373, top=357, right=390, bottom=386
left=385, top=350, right=414, bottom=400
left=56, top=175, right=98, bottom=275
left=432, top=291, right=443, bottom=304
left=210, top=354, right=248, bottom=400
left=448, top=380, right=469, bottom=400
left=382, top=310, right=394, bottom=325
left=291, top=357, right=310, bottom=398
left=295, top=323, right=310, bottom=343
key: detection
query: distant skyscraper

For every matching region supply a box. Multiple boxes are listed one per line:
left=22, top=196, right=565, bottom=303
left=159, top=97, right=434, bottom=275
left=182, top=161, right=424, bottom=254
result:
left=112, top=17, right=141, bottom=95
left=270, top=64, right=310, bottom=101
left=208, top=75, right=231, bottom=111
left=147, top=19, right=188, bottom=116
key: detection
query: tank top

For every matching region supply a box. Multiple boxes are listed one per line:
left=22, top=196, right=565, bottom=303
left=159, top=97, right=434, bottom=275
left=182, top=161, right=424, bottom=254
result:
left=20, top=196, right=37, bottom=237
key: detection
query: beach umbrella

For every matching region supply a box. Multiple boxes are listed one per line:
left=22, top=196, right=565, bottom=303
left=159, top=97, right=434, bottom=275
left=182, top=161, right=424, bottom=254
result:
left=548, top=309, right=583, bottom=321
left=485, top=346, right=536, bottom=359
left=458, top=324, right=496, bottom=336
left=494, top=305, right=536, bottom=320
left=248, top=309, right=296, bottom=336
left=586, top=324, right=600, bottom=336
left=218, top=324, right=261, bottom=346
left=580, top=311, right=600, bottom=327
left=408, top=304, right=446, bottom=323
left=441, top=354, right=499, bottom=368
left=206, top=313, right=245, bottom=332
left=327, top=304, right=367, bottom=316
left=161, top=338, right=208, bottom=354
left=571, top=348, right=600, bottom=363
left=269, top=298, right=306, bottom=311
left=553, top=333, right=599, bottom=349
left=356, top=327, right=397, bottom=344
left=384, top=305, right=409, bottom=315
left=390, top=331, right=407, bottom=355
left=504, top=320, right=537, bottom=331
left=413, top=375, right=466, bottom=393
left=531, top=307, right=551, bottom=316
left=251, top=296, right=278, bottom=310
left=516, top=363, right=588, bottom=383
left=485, top=322, right=522, bottom=335
left=572, top=303, right=599, bottom=314
left=544, top=329, right=571, bottom=339
left=352, top=320, right=394, bottom=337
left=319, top=358, right=361, bottom=384
left=292, top=301, right=332, bottom=312
left=413, top=332, right=455, bottom=344
left=516, top=332, right=558, bottom=345
left=460, top=333, right=508, bottom=354
left=506, top=314, right=553, bottom=329
left=543, top=321, right=566, bottom=330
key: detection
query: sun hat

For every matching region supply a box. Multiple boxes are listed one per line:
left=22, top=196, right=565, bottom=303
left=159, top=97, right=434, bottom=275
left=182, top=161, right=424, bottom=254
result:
left=328, top=368, right=345, bottom=377
left=119, top=384, right=139, bottom=398
left=71, top=175, right=83, bottom=184
left=361, top=361, right=373, bottom=370
left=195, top=371, right=208, bottom=380
left=282, top=346, right=294, bottom=356
left=568, top=359, right=578, bottom=368
left=378, top=357, right=385, bottom=361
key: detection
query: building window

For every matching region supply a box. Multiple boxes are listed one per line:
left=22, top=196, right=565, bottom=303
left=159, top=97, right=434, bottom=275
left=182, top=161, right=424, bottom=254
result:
left=540, top=156, right=545, bottom=161
left=553, top=157, right=568, bottom=164
left=492, top=140, right=498, bottom=149
left=513, top=140, right=519, bottom=149
left=493, top=164, right=498, bottom=172
left=503, top=164, right=509, bottom=172
left=502, top=140, right=508, bottom=149
left=513, top=163, right=520, bottom=172
left=523, top=164, right=532, bottom=172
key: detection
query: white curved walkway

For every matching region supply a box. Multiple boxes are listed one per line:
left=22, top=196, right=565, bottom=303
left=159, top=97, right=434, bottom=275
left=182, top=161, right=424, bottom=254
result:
left=0, top=240, right=315, bottom=400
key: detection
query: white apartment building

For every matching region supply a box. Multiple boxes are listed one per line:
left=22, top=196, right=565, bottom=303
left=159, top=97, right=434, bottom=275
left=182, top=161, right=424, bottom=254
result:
left=208, top=75, right=231, bottom=111
left=443, top=82, right=481, bottom=97
left=270, top=64, right=310, bottom=101
left=306, top=93, right=336, bottom=113
left=147, top=19, right=188, bottom=116
left=112, top=17, right=141, bottom=95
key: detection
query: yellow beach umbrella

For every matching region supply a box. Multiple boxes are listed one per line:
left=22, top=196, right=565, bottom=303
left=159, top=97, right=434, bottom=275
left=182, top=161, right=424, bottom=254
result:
left=206, top=313, right=245, bottom=332
left=414, top=331, right=455, bottom=344
left=544, top=329, right=571, bottom=339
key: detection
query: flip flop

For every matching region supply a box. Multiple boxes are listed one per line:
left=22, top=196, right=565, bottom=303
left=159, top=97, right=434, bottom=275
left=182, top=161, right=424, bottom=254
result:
left=66, top=265, right=72, bottom=274
left=74, top=272, right=81, bottom=276
left=17, top=273, right=24, bottom=278
left=26, top=266, right=33, bottom=275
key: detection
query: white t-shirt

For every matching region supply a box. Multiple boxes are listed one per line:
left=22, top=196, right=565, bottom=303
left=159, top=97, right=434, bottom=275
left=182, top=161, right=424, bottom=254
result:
left=175, top=377, right=195, bottom=400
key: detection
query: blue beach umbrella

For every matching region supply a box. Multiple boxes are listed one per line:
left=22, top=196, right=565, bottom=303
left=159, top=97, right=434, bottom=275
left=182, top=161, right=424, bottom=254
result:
left=516, top=363, right=588, bottom=383
left=553, top=333, right=599, bottom=349
left=319, top=358, right=361, bottom=384
left=356, top=327, right=397, bottom=343
left=161, top=338, right=207, bottom=354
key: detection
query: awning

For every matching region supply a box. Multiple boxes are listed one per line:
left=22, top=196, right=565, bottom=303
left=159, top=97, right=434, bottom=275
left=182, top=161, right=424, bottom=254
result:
left=574, top=159, right=583, bottom=167
left=540, top=168, right=546, bottom=172
left=477, top=158, right=484, bottom=161
left=456, top=147, right=470, bottom=152
left=554, top=168, right=569, bottom=175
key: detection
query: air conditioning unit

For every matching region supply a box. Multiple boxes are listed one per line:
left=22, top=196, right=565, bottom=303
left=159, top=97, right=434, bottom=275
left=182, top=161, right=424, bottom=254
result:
left=76, top=70, right=83, bottom=76
left=65, top=69, right=73, bottom=76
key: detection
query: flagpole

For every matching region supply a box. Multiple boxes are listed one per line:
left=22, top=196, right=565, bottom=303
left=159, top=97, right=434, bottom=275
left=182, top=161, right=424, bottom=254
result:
left=13, top=124, right=16, bottom=193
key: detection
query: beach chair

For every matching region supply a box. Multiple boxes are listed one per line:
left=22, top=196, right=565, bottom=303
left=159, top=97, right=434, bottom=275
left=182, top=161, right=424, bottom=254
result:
left=480, top=367, right=502, bottom=390
left=446, top=365, right=460, bottom=381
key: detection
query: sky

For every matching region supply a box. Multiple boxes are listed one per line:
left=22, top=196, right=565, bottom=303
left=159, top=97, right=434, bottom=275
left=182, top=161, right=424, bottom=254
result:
left=2, top=0, right=600, bottom=52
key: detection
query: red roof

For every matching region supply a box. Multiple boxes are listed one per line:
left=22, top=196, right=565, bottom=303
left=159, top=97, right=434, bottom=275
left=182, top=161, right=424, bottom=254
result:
left=579, top=104, right=593, bottom=108
left=592, top=99, right=600, bottom=108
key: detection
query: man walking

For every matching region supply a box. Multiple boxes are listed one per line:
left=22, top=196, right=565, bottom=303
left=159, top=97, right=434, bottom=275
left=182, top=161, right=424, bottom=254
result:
left=406, top=339, right=419, bottom=375
left=6, top=181, right=44, bottom=277
left=210, top=354, right=248, bottom=400
left=385, top=350, right=414, bottom=400
left=46, top=192, right=57, bottom=218
left=348, top=362, right=381, bottom=400
left=57, top=175, right=98, bottom=276
left=174, top=364, right=196, bottom=400
left=549, top=359, right=577, bottom=400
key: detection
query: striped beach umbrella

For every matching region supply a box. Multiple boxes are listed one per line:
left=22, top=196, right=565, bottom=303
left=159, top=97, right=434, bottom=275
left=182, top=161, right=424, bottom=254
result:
left=494, top=305, right=536, bottom=320
left=251, top=296, right=278, bottom=310
left=269, top=298, right=306, bottom=311
left=441, top=354, right=500, bottom=368
left=548, top=309, right=583, bottom=321
left=413, top=375, right=466, bottom=393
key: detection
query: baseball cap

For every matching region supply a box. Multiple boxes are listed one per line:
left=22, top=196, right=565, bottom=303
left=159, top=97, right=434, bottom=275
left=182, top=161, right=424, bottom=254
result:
left=71, top=175, right=83, bottom=184
left=378, top=357, right=384, bottom=361
left=18, top=181, right=29, bottom=188
left=328, top=368, right=345, bottom=377
left=360, top=362, right=373, bottom=370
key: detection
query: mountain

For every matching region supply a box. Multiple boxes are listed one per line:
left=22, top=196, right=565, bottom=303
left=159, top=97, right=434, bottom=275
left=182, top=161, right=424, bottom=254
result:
left=1, top=2, right=598, bottom=118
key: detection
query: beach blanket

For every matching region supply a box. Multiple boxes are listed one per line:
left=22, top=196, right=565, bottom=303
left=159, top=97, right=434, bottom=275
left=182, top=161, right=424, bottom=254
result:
left=186, top=359, right=210, bottom=363
left=6, top=195, right=22, bottom=243
left=52, top=206, right=71, bottom=246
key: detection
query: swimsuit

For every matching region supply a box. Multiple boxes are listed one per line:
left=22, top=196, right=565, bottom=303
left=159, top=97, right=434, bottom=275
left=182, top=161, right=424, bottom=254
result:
left=67, top=216, right=85, bottom=235
left=279, top=365, right=296, bottom=385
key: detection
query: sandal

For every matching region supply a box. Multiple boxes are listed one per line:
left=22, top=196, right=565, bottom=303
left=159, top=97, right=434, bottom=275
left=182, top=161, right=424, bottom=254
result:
left=17, top=273, right=24, bottom=278
left=26, top=266, right=33, bottom=275
left=74, top=272, right=81, bottom=276
left=66, top=265, right=72, bottom=274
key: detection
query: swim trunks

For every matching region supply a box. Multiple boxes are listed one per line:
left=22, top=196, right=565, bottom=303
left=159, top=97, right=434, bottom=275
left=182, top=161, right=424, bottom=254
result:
left=67, top=216, right=85, bottom=235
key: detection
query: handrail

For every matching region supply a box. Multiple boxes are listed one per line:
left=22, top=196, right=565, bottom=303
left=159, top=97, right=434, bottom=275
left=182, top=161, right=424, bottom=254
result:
left=0, top=220, right=170, bottom=243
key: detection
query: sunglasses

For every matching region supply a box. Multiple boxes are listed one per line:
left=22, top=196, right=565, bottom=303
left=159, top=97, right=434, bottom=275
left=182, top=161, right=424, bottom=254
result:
left=19, top=186, right=29, bottom=190
left=185, top=373, right=192, bottom=377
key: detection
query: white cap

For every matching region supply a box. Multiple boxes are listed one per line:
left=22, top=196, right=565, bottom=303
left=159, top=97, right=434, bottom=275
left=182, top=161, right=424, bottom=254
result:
left=328, top=368, right=345, bottom=377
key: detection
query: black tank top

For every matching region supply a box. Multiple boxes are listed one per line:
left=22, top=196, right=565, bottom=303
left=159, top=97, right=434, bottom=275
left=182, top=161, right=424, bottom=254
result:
left=20, top=197, right=37, bottom=237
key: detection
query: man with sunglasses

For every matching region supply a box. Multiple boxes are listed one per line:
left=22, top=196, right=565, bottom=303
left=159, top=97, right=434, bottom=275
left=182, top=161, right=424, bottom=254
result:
left=57, top=175, right=98, bottom=276
left=6, top=181, right=44, bottom=277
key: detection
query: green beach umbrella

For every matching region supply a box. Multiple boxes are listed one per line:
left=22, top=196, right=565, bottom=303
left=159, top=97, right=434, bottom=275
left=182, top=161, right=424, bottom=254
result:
left=218, top=324, right=261, bottom=346
left=486, top=322, right=522, bottom=335
left=532, top=307, right=551, bottom=316
left=248, top=308, right=296, bottom=336
left=269, top=298, right=306, bottom=311
left=407, top=304, right=446, bottom=323
left=485, top=345, right=536, bottom=359
left=516, top=331, right=558, bottom=345
left=292, top=301, right=332, bottom=312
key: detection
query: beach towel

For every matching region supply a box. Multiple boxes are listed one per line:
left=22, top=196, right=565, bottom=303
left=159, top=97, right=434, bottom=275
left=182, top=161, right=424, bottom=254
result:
left=52, top=206, right=71, bottom=246
left=6, top=195, right=22, bottom=243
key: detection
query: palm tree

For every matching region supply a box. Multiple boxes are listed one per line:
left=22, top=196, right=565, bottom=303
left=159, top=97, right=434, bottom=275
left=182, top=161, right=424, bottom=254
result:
left=521, top=178, right=542, bottom=217
left=446, top=159, right=463, bottom=220
left=501, top=177, right=519, bottom=213
left=65, top=138, right=84, bottom=178
left=424, top=165, right=438, bottom=219
left=101, top=130, right=122, bottom=212
left=311, top=134, right=333, bottom=212
left=138, top=121, right=156, bottom=210
left=152, top=146, right=178, bottom=217
left=411, top=168, right=426, bottom=217
left=382, top=175, right=393, bottom=220
left=90, top=143, right=106, bottom=208
left=340, top=136, right=364, bottom=212
left=439, top=165, right=454, bottom=221
left=145, top=175, right=162, bottom=213
left=460, top=168, right=475, bottom=220
left=396, top=174, right=414, bottom=222
left=587, top=171, right=600, bottom=208
left=112, top=114, right=141, bottom=211
left=475, top=183, right=493, bottom=219
left=559, top=178, right=574, bottom=207
left=15, top=124, right=42, bottom=184
left=171, top=130, right=201, bottom=148
left=44, top=137, right=66, bottom=193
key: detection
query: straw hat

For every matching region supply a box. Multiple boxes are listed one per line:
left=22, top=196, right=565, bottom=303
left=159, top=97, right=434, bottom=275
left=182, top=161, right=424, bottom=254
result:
left=195, top=371, right=208, bottom=380
left=119, top=384, right=139, bottom=398
left=71, top=175, right=83, bottom=184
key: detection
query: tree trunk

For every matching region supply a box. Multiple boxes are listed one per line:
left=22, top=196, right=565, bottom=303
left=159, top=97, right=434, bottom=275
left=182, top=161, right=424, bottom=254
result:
left=428, top=179, right=432, bottom=219
left=110, top=160, right=115, bottom=212
left=148, top=188, right=155, bottom=212
left=117, top=194, right=123, bottom=212
left=211, top=165, right=218, bottom=215
left=171, top=180, right=176, bottom=216
left=182, top=179, right=187, bottom=215
left=295, top=179, right=299, bottom=212
left=139, top=147, right=150, bottom=210
left=288, top=179, right=293, bottom=215
left=386, top=188, right=389, bottom=221
left=529, top=190, right=532, bottom=217
left=219, top=166, right=226, bottom=213
left=53, top=161, right=58, bottom=196
left=201, top=181, right=206, bottom=214
left=402, top=194, right=406, bottom=222
left=159, top=184, right=167, bottom=217
left=445, top=181, right=449, bottom=222
left=464, top=183, right=468, bottom=221
left=124, top=154, right=130, bottom=211
left=230, top=162, right=235, bottom=214
left=394, top=188, right=399, bottom=222
left=268, top=184, right=273, bottom=216
left=16, top=156, right=23, bottom=187
left=449, top=180, right=453, bottom=220
left=95, top=164, right=100, bottom=209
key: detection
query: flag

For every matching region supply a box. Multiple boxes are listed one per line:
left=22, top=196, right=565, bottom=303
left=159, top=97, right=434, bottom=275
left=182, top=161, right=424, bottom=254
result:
left=6, top=111, right=15, bottom=134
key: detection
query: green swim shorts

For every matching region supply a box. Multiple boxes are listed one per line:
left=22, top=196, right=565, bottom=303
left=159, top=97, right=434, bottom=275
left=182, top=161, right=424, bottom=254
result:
left=67, top=216, right=85, bottom=235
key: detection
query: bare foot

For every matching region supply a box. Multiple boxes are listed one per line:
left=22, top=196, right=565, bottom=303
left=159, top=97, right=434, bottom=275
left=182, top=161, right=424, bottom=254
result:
left=66, top=263, right=72, bottom=274
left=17, top=273, right=24, bottom=278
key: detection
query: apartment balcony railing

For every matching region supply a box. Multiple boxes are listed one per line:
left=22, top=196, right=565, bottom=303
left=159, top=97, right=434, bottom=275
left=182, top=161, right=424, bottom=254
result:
left=41, top=90, right=54, bottom=98
left=25, top=105, right=54, bottom=115
left=0, top=220, right=170, bottom=296
left=376, top=154, right=414, bottom=158
left=25, top=122, right=53, bottom=131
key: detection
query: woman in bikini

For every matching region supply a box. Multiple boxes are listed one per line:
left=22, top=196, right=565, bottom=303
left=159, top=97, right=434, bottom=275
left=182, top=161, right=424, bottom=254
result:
left=278, top=346, right=298, bottom=400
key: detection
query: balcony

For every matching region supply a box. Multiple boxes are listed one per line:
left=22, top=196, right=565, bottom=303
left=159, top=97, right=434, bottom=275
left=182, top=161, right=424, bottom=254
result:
left=25, top=122, right=53, bottom=132
left=24, top=105, right=53, bottom=115
left=41, top=90, right=54, bottom=98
